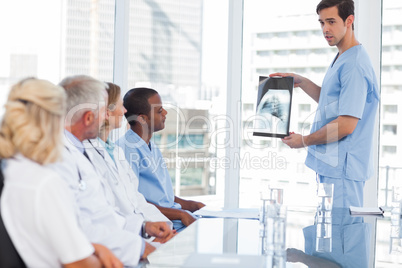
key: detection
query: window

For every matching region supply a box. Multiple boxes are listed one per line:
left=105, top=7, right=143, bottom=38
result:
left=382, top=145, right=397, bottom=157
left=240, top=0, right=324, bottom=208
left=152, top=133, right=162, bottom=146
left=377, top=2, right=402, bottom=263
left=383, top=125, right=397, bottom=135
left=299, top=104, right=311, bottom=112
left=243, top=103, right=254, bottom=112
left=0, top=0, right=115, bottom=116
left=379, top=1, right=402, bottom=211
left=166, top=134, right=204, bottom=150
left=298, top=122, right=311, bottom=134
left=126, top=0, right=228, bottom=201
left=384, top=104, right=398, bottom=114
left=179, top=168, right=203, bottom=186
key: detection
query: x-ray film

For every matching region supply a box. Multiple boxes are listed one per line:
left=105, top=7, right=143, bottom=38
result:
left=253, top=76, right=293, bottom=138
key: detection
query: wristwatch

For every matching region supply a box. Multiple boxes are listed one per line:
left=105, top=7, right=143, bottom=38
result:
left=141, top=221, right=151, bottom=239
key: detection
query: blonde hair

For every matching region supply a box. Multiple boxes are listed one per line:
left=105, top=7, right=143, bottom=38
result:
left=101, top=82, right=121, bottom=131
left=0, top=78, right=66, bottom=165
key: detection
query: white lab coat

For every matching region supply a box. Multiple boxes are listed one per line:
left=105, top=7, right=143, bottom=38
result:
left=85, top=139, right=171, bottom=225
left=1, top=154, right=94, bottom=267
left=49, top=137, right=144, bottom=267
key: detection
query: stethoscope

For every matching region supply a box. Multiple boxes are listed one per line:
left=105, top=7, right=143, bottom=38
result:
left=78, top=171, right=87, bottom=191
left=87, top=139, right=141, bottom=209
left=64, top=146, right=87, bottom=191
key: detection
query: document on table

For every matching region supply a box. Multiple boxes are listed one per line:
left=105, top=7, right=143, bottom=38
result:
left=194, top=206, right=259, bottom=220
left=349, top=206, right=384, bottom=216
left=182, top=253, right=265, bottom=268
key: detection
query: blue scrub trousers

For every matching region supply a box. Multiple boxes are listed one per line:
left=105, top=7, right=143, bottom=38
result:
left=318, top=175, right=365, bottom=208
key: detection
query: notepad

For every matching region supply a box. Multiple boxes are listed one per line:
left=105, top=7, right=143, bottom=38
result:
left=349, top=206, right=384, bottom=216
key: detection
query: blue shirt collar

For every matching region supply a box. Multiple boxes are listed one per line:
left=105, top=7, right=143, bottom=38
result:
left=127, top=129, right=152, bottom=150
left=97, top=137, right=116, bottom=162
left=64, top=130, right=85, bottom=153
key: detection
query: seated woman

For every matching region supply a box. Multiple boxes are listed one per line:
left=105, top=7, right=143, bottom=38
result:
left=0, top=78, right=122, bottom=268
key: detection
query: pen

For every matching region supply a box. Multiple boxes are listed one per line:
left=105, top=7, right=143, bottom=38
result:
left=379, top=207, right=384, bottom=214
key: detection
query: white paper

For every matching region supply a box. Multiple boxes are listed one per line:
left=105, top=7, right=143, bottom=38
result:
left=194, top=206, right=259, bottom=220
left=349, top=206, right=384, bottom=215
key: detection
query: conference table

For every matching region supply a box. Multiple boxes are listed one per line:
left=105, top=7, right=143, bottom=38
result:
left=138, top=206, right=402, bottom=267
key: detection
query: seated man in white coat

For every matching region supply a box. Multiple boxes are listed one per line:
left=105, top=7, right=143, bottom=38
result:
left=50, top=75, right=174, bottom=267
left=85, top=82, right=172, bottom=231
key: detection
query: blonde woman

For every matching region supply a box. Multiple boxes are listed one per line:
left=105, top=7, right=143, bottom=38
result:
left=0, top=78, right=122, bottom=268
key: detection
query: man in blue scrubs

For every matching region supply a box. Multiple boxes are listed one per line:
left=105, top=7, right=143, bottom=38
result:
left=117, top=88, right=205, bottom=231
left=270, top=0, right=379, bottom=208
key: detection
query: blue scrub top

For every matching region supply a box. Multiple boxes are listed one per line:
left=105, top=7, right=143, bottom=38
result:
left=117, top=129, right=181, bottom=210
left=305, top=45, right=379, bottom=181
left=98, top=138, right=116, bottom=165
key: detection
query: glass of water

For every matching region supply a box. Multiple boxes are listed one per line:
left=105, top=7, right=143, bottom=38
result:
left=317, top=183, right=334, bottom=211
left=316, top=183, right=334, bottom=252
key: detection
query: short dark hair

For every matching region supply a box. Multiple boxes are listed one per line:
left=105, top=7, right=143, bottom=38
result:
left=123, top=87, right=158, bottom=126
left=316, top=0, right=355, bottom=29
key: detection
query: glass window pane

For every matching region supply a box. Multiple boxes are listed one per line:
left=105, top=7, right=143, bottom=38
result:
left=377, top=0, right=402, bottom=265
left=241, top=0, right=337, bottom=209
left=379, top=0, right=402, bottom=208
left=0, top=0, right=115, bottom=116
left=128, top=0, right=228, bottom=205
